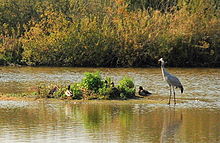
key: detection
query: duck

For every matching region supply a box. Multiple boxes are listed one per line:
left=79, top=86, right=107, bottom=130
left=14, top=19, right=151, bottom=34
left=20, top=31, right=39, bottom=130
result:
left=110, top=82, right=116, bottom=88
left=109, top=82, right=120, bottom=99
left=48, top=85, right=59, bottom=98
left=138, top=86, right=151, bottom=96
left=65, top=85, right=73, bottom=97
left=48, top=85, right=58, bottom=95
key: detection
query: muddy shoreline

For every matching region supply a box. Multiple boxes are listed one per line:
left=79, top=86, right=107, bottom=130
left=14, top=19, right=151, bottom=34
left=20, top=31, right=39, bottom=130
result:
left=0, top=94, right=189, bottom=105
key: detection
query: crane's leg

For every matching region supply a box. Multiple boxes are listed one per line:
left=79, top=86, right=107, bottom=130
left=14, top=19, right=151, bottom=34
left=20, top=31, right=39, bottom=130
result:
left=168, top=86, right=172, bottom=104
left=173, top=86, right=176, bottom=104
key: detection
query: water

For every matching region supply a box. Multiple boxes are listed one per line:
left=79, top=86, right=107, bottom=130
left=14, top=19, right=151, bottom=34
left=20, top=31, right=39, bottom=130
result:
left=0, top=101, right=220, bottom=143
left=0, top=67, right=220, bottom=142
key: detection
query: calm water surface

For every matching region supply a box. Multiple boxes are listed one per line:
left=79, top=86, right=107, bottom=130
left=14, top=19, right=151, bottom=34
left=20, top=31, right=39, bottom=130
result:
left=0, top=67, right=220, bottom=143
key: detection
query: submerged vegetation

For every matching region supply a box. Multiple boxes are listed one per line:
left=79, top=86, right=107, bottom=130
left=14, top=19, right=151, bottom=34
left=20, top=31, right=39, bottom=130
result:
left=37, top=71, right=136, bottom=100
left=0, top=0, right=220, bottom=67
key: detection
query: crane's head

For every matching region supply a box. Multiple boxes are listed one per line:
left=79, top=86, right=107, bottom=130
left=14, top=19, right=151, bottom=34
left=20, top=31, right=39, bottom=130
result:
left=158, top=58, right=164, bottom=63
left=158, top=58, right=165, bottom=66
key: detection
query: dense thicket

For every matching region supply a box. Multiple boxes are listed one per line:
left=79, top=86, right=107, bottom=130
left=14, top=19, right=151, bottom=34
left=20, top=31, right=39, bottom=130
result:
left=0, top=0, right=219, bottom=67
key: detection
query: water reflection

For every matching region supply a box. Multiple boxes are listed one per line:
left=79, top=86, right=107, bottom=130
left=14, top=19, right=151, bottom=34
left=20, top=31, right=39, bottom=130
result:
left=160, top=107, right=183, bottom=143
left=0, top=67, right=220, bottom=142
left=1, top=101, right=220, bottom=142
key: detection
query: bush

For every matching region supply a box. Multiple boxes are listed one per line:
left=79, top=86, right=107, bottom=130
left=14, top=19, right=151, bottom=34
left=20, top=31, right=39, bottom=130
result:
left=53, top=87, right=66, bottom=98
left=118, top=77, right=135, bottom=99
left=0, top=38, right=23, bottom=65
left=119, top=87, right=136, bottom=99
left=97, top=76, right=136, bottom=100
left=98, top=87, right=111, bottom=99
left=118, top=77, right=135, bottom=89
left=82, top=72, right=104, bottom=93
left=70, top=83, right=83, bottom=99
left=40, top=72, right=137, bottom=100
left=1, top=0, right=219, bottom=67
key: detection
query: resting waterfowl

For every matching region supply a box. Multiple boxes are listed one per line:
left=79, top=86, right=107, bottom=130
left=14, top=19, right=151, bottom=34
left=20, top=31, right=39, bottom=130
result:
left=138, top=86, right=151, bottom=96
left=48, top=85, right=58, bottom=98
left=109, top=82, right=120, bottom=99
left=65, top=85, right=73, bottom=97
left=49, top=86, right=58, bottom=95
left=111, top=82, right=115, bottom=88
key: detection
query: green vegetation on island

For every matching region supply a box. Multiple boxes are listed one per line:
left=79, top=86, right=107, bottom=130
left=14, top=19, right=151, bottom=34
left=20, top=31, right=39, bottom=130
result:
left=38, top=71, right=136, bottom=100
left=0, top=0, right=220, bottom=67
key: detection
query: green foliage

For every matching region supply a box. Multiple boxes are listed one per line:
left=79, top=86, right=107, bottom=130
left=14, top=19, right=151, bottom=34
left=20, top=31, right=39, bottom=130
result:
left=118, top=77, right=135, bottom=89
left=98, top=87, right=109, bottom=98
left=54, top=87, right=66, bottom=98
left=118, top=77, right=135, bottom=99
left=99, top=76, right=136, bottom=99
left=4, top=93, right=28, bottom=98
left=70, top=83, right=83, bottom=99
left=82, top=72, right=104, bottom=93
left=119, top=87, right=136, bottom=99
left=13, top=71, right=136, bottom=100
left=98, top=86, right=120, bottom=99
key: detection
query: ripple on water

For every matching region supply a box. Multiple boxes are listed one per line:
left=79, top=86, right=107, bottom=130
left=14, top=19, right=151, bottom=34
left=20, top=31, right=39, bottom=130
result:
left=131, top=98, right=220, bottom=112
left=0, top=101, right=33, bottom=109
left=175, top=100, right=220, bottom=110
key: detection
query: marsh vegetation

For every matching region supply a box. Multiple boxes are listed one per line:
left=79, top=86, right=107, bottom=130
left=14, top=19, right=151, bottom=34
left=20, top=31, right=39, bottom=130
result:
left=0, top=0, right=219, bottom=67
left=36, top=71, right=137, bottom=100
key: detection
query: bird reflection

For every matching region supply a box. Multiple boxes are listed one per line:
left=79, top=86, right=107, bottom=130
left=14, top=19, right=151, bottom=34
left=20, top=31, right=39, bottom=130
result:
left=160, top=108, right=183, bottom=143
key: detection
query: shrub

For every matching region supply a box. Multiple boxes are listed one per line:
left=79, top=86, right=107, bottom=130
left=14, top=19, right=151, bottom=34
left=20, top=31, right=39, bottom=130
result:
left=98, top=76, right=136, bottom=99
left=119, top=87, right=135, bottom=99
left=53, top=87, right=66, bottom=98
left=118, top=77, right=135, bottom=99
left=98, top=87, right=111, bottom=99
left=70, top=83, right=83, bottom=99
left=118, top=77, right=135, bottom=89
left=82, top=72, right=104, bottom=93
left=1, top=0, right=219, bottom=67
left=0, top=37, right=23, bottom=65
left=98, top=86, right=121, bottom=99
left=39, top=72, right=137, bottom=100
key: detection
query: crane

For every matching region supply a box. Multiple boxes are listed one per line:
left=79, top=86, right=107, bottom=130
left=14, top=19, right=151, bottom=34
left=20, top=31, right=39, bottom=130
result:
left=158, top=58, right=183, bottom=104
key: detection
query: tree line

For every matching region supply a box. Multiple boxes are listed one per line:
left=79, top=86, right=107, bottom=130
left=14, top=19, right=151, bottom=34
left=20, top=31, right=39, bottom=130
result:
left=0, top=0, right=219, bottom=67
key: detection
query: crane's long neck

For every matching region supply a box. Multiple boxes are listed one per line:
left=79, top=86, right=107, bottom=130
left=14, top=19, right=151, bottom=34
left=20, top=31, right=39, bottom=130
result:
left=161, top=62, right=167, bottom=80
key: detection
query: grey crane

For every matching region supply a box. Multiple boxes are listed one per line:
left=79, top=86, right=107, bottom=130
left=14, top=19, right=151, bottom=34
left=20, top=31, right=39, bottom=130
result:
left=158, top=58, right=184, bottom=104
